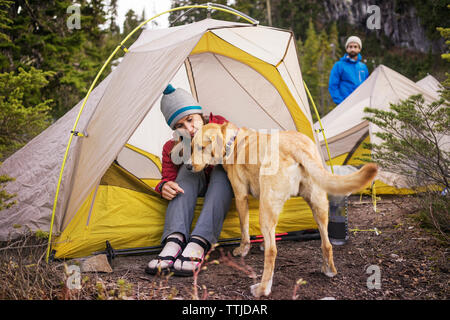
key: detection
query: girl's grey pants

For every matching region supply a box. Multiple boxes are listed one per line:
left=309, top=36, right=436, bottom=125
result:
left=161, top=164, right=233, bottom=246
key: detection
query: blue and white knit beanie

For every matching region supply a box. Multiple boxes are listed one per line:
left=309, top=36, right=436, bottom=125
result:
left=160, top=84, right=202, bottom=129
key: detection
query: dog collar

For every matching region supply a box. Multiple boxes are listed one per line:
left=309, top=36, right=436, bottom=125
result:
left=225, top=128, right=239, bottom=157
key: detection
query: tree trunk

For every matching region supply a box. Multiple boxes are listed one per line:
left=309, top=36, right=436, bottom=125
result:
left=266, top=0, right=272, bottom=26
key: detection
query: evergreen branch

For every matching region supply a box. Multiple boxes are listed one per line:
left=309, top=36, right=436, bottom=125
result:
left=416, top=100, right=449, bottom=188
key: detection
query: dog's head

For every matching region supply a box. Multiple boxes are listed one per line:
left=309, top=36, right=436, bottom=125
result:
left=190, top=123, right=226, bottom=172
left=191, top=122, right=241, bottom=172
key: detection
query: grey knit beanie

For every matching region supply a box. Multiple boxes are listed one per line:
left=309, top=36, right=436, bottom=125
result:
left=160, top=84, right=202, bottom=129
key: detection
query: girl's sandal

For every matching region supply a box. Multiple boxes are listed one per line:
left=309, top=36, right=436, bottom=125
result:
left=172, top=238, right=211, bottom=277
left=144, top=237, right=185, bottom=275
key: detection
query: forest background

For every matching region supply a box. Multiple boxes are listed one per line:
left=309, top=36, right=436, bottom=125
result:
left=0, top=0, right=448, bottom=160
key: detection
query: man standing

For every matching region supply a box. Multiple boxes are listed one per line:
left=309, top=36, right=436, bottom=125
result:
left=328, top=36, right=369, bottom=105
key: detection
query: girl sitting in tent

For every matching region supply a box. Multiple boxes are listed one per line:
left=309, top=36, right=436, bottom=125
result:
left=145, top=85, right=233, bottom=277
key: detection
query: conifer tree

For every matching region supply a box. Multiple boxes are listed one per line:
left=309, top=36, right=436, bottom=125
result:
left=0, top=0, right=112, bottom=119
left=108, top=0, right=120, bottom=35
left=361, top=19, right=449, bottom=242
left=437, top=23, right=450, bottom=102
left=0, top=67, right=54, bottom=158
left=317, top=29, right=334, bottom=115
left=363, top=94, right=449, bottom=242
left=169, top=0, right=231, bottom=26
left=328, top=22, right=342, bottom=61
left=0, top=159, right=15, bottom=211
left=301, top=20, right=320, bottom=120
left=300, top=20, right=342, bottom=118
left=234, top=0, right=267, bottom=25
left=0, top=0, right=12, bottom=43
left=123, top=10, right=139, bottom=38
left=0, top=0, right=15, bottom=208
left=323, top=22, right=341, bottom=115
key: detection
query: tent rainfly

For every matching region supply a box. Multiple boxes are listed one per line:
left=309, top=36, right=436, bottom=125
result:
left=0, top=18, right=324, bottom=258
left=314, top=65, right=442, bottom=194
left=416, top=74, right=442, bottom=98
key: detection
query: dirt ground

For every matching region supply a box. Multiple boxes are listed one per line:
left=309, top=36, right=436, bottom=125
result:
left=98, top=195, right=449, bottom=300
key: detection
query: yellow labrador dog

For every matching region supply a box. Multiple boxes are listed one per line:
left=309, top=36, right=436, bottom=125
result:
left=190, top=121, right=378, bottom=297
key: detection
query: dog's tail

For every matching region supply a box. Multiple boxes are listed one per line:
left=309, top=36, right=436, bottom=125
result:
left=295, top=150, right=378, bottom=195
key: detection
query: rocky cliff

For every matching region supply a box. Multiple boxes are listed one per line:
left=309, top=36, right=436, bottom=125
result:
left=321, top=0, right=445, bottom=54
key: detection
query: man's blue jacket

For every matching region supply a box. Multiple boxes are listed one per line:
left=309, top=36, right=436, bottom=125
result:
left=328, top=53, right=369, bottom=104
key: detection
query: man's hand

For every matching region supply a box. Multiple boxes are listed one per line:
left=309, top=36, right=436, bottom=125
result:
left=161, top=181, right=185, bottom=200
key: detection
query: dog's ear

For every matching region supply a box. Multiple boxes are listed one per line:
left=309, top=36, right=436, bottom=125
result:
left=209, top=129, right=224, bottom=159
left=220, top=122, right=229, bottom=138
left=197, top=127, right=220, bottom=162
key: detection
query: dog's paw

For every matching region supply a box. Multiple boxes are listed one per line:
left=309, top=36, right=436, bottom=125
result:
left=322, top=264, right=337, bottom=278
left=232, top=243, right=250, bottom=257
left=250, top=282, right=271, bottom=298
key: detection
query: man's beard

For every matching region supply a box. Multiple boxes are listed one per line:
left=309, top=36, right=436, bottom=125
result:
left=348, top=52, right=358, bottom=58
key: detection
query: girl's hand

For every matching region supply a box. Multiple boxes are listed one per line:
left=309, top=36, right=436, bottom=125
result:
left=161, top=181, right=185, bottom=200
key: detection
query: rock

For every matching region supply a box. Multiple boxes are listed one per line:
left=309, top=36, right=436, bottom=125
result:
left=321, top=0, right=445, bottom=53
left=80, top=254, right=113, bottom=273
left=390, top=253, right=405, bottom=262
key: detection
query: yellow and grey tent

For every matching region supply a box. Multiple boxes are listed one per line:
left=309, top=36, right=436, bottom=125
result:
left=0, top=17, right=324, bottom=259
left=314, top=65, right=442, bottom=194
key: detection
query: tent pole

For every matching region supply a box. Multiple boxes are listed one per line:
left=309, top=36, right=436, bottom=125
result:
left=45, top=45, right=122, bottom=263
left=303, top=80, right=335, bottom=174
left=45, top=5, right=259, bottom=263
